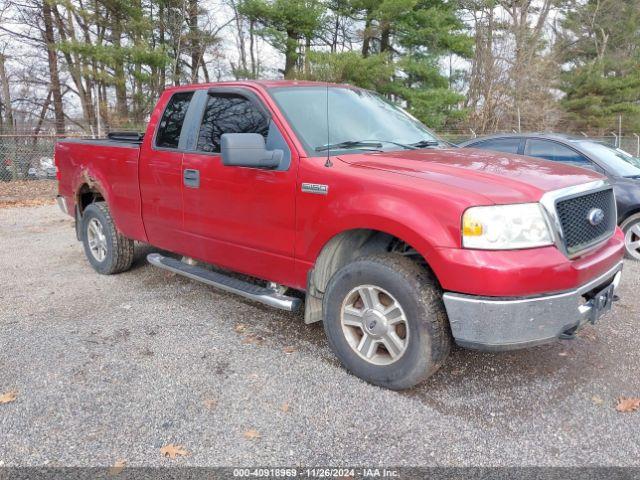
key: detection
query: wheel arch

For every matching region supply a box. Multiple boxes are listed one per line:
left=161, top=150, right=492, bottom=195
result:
left=620, top=208, right=640, bottom=227
left=76, top=182, right=106, bottom=214
left=303, top=227, right=440, bottom=324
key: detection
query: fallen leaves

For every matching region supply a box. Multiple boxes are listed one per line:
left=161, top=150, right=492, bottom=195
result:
left=280, top=402, right=290, bottom=413
left=203, top=398, right=217, bottom=410
left=0, top=180, right=57, bottom=208
left=108, top=459, right=126, bottom=475
left=242, top=334, right=264, bottom=345
left=234, top=324, right=247, bottom=333
left=283, top=346, right=296, bottom=354
left=591, top=395, right=604, bottom=406
left=0, top=390, right=17, bottom=404
left=243, top=429, right=260, bottom=440
left=160, top=444, right=189, bottom=459
left=616, top=397, right=640, bottom=413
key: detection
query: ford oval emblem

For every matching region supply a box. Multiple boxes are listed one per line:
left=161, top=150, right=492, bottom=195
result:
left=588, top=208, right=605, bottom=226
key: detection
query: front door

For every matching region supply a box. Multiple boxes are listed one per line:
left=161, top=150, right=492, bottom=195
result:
left=181, top=88, right=298, bottom=285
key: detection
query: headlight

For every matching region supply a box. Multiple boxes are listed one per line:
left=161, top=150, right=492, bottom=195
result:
left=462, top=203, right=553, bottom=250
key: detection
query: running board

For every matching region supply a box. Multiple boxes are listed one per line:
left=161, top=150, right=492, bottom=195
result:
left=147, top=253, right=301, bottom=312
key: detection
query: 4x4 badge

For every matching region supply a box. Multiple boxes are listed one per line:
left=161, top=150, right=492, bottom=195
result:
left=301, top=183, right=329, bottom=195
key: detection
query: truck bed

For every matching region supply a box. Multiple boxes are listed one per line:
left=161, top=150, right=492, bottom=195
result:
left=55, top=135, right=146, bottom=242
left=59, top=131, right=143, bottom=149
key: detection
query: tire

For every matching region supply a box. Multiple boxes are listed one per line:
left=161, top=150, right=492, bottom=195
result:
left=322, top=254, right=451, bottom=390
left=81, top=202, right=134, bottom=274
left=621, top=214, right=640, bottom=261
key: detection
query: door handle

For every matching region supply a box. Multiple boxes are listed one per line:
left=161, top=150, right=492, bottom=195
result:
left=183, top=169, right=200, bottom=188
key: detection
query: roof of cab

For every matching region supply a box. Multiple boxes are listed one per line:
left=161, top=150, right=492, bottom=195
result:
left=163, top=79, right=354, bottom=93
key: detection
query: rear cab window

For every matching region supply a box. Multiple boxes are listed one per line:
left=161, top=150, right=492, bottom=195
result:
left=156, top=92, right=194, bottom=149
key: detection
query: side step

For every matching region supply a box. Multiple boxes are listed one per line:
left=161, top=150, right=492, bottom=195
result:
left=147, top=253, right=301, bottom=312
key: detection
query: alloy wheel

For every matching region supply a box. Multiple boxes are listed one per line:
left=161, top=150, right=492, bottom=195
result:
left=625, top=221, right=640, bottom=260
left=340, top=285, right=409, bottom=366
left=87, top=218, right=108, bottom=262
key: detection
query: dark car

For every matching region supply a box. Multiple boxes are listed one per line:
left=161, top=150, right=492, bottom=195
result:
left=459, top=133, right=640, bottom=260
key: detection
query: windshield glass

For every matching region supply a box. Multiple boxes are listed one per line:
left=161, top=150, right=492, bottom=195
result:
left=577, top=141, right=640, bottom=177
left=269, top=86, right=443, bottom=156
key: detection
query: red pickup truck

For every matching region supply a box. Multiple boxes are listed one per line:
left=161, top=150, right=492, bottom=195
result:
left=55, top=81, right=625, bottom=389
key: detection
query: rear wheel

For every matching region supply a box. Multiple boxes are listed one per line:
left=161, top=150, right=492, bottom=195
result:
left=621, top=214, right=640, bottom=261
left=81, top=202, right=134, bottom=274
left=322, top=254, right=451, bottom=390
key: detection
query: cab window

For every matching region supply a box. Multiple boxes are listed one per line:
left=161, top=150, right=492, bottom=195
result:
left=197, top=93, right=270, bottom=153
left=155, top=92, right=194, bottom=149
left=524, top=139, right=590, bottom=166
left=472, top=137, right=521, bottom=154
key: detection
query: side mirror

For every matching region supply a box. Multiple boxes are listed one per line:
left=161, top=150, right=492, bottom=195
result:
left=220, top=133, right=283, bottom=169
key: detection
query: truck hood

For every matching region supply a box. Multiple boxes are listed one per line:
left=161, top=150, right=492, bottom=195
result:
left=338, top=148, right=603, bottom=204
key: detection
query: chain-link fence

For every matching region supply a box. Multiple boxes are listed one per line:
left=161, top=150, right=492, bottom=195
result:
left=0, top=135, right=64, bottom=182
left=1, top=132, right=639, bottom=183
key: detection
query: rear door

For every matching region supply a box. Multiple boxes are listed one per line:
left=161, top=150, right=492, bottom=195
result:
left=139, top=90, right=195, bottom=249
left=180, top=88, right=298, bottom=285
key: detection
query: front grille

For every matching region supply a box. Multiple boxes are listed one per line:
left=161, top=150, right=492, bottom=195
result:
left=555, top=188, right=616, bottom=256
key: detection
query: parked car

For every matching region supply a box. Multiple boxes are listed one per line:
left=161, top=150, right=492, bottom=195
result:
left=36, top=157, right=57, bottom=179
left=54, top=82, right=625, bottom=389
left=459, top=134, right=640, bottom=260
left=1, top=157, right=12, bottom=181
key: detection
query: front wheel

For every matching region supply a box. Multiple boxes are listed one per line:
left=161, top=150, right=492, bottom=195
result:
left=621, top=214, right=640, bottom=261
left=81, top=202, right=134, bottom=274
left=322, top=254, right=451, bottom=390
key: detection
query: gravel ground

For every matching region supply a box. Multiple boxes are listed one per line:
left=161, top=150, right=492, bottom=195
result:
left=0, top=204, right=639, bottom=468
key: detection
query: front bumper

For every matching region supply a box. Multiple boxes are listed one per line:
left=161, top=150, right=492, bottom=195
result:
left=443, top=261, right=623, bottom=351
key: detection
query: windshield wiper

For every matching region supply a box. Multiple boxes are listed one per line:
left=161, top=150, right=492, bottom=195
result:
left=315, top=140, right=383, bottom=152
left=410, top=139, right=441, bottom=148
left=315, top=139, right=425, bottom=152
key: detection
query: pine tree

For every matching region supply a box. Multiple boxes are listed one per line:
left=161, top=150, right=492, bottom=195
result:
left=559, top=0, right=640, bottom=132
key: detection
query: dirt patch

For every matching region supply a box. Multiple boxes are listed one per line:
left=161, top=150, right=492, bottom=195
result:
left=0, top=180, right=57, bottom=208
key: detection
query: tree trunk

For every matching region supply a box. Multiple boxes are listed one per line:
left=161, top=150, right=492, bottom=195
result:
left=380, top=21, right=391, bottom=53
left=304, top=36, right=311, bottom=75
left=362, top=16, right=372, bottom=57
left=231, top=0, right=248, bottom=75
left=188, top=0, right=200, bottom=83
left=53, top=5, right=95, bottom=130
left=283, top=32, right=299, bottom=78
left=159, top=1, right=166, bottom=94
left=0, top=54, right=14, bottom=134
left=42, top=0, right=65, bottom=134
left=249, top=20, right=257, bottom=77
left=111, top=18, right=128, bottom=119
left=33, top=89, right=53, bottom=140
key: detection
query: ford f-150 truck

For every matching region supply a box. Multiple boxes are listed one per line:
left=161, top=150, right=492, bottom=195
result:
left=55, top=81, right=625, bottom=389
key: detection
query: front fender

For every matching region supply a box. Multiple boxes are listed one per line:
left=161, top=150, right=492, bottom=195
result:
left=296, top=191, right=461, bottom=287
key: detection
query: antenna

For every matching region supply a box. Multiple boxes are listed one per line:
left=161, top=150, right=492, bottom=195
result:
left=324, top=82, right=332, bottom=168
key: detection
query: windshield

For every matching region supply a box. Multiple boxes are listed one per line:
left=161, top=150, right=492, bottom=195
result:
left=269, top=86, right=443, bottom=156
left=577, top=141, right=640, bottom=177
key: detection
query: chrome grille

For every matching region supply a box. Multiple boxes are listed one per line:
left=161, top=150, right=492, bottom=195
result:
left=555, top=188, right=616, bottom=256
